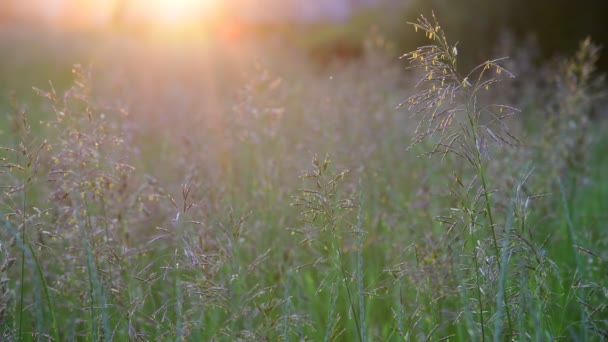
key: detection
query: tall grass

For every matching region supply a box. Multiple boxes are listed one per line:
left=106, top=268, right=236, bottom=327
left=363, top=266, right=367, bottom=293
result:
left=0, top=13, right=606, bottom=341
left=400, top=13, right=520, bottom=339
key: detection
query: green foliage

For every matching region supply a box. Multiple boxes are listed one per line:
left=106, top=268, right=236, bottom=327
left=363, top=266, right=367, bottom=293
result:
left=0, top=14, right=607, bottom=341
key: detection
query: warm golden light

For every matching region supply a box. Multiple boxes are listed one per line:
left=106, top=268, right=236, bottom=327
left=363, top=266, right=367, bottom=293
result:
left=130, top=0, right=218, bottom=27
left=0, top=0, right=225, bottom=32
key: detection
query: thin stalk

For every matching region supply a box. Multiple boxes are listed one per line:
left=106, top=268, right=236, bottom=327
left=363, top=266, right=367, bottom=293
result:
left=4, top=213, right=45, bottom=341
left=295, top=262, right=303, bottom=339
left=558, top=178, right=588, bottom=341
left=355, top=183, right=367, bottom=342
left=78, top=205, right=112, bottom=342
left=517, top=271, right=528, bottom=342
left=395, top=281, right=405, bottom=340
left=18, top=217, right=25, bottom=342
left=175, top=263, right=183, bottom=342
left=494, top=166, right=530, bottom=340
left=84, top=226, right=98, bottom=341
left=28, top=243, right=59, bottom=341
left=323, top=279, right=339, bottom=342
left=452, top=248, right=477, bottom=342
left=281, top=268, right=292, bottom=341
left=18, top=178, right=26, bottom=341
left=472, top=241, right=486, bottom=342
left=466, top=110, right=500, bottom=261
left=337, top=247, right=362, bottom=342
left=467, top=200, right=486, bottom=341
left=466, top=106, right=514, bottom=335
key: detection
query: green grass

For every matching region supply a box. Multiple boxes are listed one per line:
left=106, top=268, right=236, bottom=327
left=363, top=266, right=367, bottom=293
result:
left=1, top=15, right=607, bottom=341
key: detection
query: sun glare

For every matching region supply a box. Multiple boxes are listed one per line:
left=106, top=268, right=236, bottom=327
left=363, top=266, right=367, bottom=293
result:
left=132, top=0, right=218, bottom=28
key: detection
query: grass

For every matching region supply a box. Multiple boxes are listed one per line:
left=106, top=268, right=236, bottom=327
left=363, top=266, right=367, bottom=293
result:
left=0, top=13, right=607, bottom=341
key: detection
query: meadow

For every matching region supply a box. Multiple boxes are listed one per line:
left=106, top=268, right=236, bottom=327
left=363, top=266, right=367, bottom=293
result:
left=1, top=14, right=607, bottom=341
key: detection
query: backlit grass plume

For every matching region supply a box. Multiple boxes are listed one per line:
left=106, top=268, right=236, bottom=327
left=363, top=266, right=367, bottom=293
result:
left=400, top=13, right=519, bottom=157
left=400, top=13, right=525, bottom=340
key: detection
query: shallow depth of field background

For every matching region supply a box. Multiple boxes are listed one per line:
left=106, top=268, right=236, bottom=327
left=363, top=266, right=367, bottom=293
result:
left=1, top=0, right=607, bottom=341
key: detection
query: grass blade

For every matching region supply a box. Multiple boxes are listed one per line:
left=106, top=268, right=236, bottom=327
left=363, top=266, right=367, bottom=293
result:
left=356, top=181, right=367, bottom=342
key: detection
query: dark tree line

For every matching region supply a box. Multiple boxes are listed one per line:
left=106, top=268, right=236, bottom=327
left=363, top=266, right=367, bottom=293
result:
left=406, top=0, right=608, bottom=70
left=106, top=0, right=608, bottom=70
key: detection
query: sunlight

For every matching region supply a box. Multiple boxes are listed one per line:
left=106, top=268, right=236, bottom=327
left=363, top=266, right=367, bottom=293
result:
left=131, top=0, right=218, bottom=28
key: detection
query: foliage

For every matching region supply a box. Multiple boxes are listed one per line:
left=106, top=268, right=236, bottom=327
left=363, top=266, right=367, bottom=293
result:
left=0, top=13, right=607, bottom=341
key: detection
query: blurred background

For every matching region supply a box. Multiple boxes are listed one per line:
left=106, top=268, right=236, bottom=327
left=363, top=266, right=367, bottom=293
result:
left=1, top=0, right=607, bottom=65
left=2, top=0, right=607, bottom=140
left=1, top=1, right=607, bottom=340
left=2, top=0, right=608, bottom=124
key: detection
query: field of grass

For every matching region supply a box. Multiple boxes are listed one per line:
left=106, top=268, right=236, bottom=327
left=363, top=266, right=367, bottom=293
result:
left=1, top=15, right=607, bottom=341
